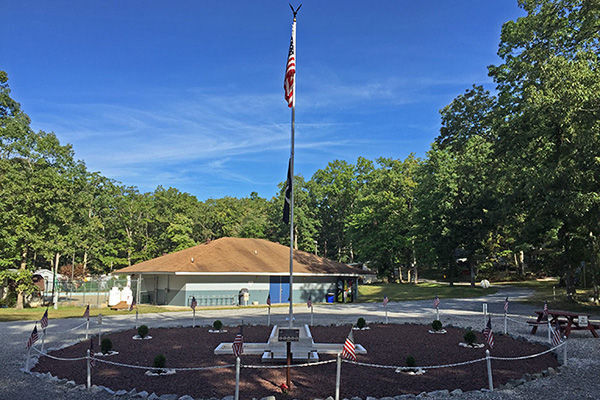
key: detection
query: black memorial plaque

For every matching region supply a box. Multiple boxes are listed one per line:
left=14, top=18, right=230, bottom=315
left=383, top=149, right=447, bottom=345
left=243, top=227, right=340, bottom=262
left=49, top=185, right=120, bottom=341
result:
left=278, top=328, right=300, bottom=342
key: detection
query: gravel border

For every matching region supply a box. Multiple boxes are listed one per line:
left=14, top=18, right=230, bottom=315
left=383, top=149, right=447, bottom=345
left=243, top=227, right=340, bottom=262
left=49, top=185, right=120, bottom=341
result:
left=3, top=287, right=600, bottom=400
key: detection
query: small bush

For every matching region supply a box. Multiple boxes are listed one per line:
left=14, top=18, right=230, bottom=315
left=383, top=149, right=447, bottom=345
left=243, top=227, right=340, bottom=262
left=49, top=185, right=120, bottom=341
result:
left=431, top=320, right=443, bottom=331
left=356, top=317, right=366, bottom=329
left=100, top=338, right=113, bottom=354
left=213, top=320, right=223, bottom=331
left=137, top=324, right=149, bottom=338
left=464, top=330, right=476, bottom=345
left=405, top=355, right=416, bottom=368
left=153, top=353, right=166, bottom=371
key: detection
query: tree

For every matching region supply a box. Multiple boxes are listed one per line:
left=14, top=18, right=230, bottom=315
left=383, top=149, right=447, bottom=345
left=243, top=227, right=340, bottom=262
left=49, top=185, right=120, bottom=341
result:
left=349, top=156, right=418, bottom=280
left=490, top=0, right=600, bottom=298
left=0, top=71, right=78, bottom=307
left=310, top=160, right=364, bottom=262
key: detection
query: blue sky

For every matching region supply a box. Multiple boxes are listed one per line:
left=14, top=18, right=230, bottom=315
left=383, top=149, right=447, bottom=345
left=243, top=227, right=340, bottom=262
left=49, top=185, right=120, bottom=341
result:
left=3, top=1, right=524, bottom=201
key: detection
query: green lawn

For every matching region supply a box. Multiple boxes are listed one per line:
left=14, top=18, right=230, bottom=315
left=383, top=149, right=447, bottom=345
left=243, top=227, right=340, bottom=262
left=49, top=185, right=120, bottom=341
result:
left=496, top=278, right=600, bottom=314
left=0, top=304, right=188, bottom=322
left=358, top=282, right=496, bottom=303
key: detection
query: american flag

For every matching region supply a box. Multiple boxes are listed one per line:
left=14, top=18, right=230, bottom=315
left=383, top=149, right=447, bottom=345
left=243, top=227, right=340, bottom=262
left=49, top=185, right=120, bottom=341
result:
left=551, top=321, right=563, bottom=347
left=83, top=304, right=90, bottom=320
left=543, top=301, right=549, bottom=319
left=504, top=296, right=509, bottom=314
left=433, top=295, right=440, bottom=309
left=484, top=317, right=494, bottom=349
left=40, top=308, right=49, bottom=330
left=307, top=294, right=312, bottom=308
left=129, top=298, right=136, bottom=312
left=383, top=296, right=389, bottom=306
left=342, top=329, right=356, bottom=361
left=232, top=327, right=244, bottom=358
left=266, top=294, right=271, bottom=307
left=190, top=296, right=197, bottom=310
left=283, top=22, right=296, bottom=107
left=26, top=325, right=39, bottom=349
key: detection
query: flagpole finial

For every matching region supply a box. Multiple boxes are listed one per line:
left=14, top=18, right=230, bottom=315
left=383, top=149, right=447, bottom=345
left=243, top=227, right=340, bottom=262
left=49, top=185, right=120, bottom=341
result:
left=289, top=3, right=302, bottom=20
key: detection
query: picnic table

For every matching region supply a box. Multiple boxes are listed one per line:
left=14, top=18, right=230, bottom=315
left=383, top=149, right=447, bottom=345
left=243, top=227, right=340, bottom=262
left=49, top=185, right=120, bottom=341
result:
left=527, top=309, right=599, bottom=338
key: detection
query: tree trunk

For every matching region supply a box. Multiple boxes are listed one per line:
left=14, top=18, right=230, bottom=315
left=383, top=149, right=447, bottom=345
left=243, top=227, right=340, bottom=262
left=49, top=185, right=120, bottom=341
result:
left=83, top=250, right=88, bottom=275
left=411, top=249, right=418, bottom=285
left=469, top=258, right=476, bottom=288
left=53, top=252, right=60, bottom=308
left=293, top=225, right=298, bottom=250
left=16, top=247, right=28, bottom=309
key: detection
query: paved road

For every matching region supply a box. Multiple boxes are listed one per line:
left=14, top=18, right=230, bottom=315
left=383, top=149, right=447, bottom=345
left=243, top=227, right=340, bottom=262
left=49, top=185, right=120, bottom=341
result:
left=2, top=286, right=599, bottom=400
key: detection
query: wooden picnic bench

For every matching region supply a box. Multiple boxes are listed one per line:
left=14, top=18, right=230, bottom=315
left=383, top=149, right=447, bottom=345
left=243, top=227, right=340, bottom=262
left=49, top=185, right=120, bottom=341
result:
left=528, top=309, right=599, bottom=338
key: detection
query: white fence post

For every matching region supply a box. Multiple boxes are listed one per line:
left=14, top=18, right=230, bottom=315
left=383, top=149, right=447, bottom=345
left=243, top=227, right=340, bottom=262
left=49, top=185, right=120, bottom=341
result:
left=485, top=349, right=493, bottom=391
left=87, top=349, right=91, bottom=389
left=335, top=353, right=342, bottom=400
left=234, top=356, right=240, bottom=400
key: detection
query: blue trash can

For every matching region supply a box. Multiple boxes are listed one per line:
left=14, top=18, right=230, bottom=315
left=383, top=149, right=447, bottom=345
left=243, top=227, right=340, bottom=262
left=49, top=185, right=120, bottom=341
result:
left=326, top=293, right=335, bottom=303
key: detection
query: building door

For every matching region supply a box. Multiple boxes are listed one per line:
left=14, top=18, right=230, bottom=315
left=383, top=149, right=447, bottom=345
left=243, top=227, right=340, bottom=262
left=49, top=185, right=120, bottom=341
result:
left=269, top=276, right=290, bottom=303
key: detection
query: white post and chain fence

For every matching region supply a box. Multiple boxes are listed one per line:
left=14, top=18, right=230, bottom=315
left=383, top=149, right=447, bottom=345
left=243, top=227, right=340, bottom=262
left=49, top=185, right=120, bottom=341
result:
left=23, top=301, right=575, bottom=398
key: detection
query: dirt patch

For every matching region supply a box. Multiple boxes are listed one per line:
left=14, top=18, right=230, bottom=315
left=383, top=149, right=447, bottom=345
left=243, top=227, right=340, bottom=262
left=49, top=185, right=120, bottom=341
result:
left=33, top=324, right=558, bottom=399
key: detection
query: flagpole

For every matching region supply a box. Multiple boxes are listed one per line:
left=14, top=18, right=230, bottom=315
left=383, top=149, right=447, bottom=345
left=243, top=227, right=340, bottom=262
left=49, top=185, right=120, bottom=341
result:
left=288, top=8, right=298, bottom=330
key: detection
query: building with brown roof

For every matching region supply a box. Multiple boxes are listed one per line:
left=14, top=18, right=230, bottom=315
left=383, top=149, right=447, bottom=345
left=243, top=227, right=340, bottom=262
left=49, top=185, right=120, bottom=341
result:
left=112, top=237, right=371, bottom=307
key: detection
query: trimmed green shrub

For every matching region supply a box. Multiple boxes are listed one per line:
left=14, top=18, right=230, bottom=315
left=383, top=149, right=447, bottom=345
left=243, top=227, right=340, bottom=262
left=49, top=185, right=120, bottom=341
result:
left=213, top=320, right=223, bottom=331
left=431, top=320, right=443, bottom=331
left=137, top=324, right=149, bottom=338
left=464, top=330, right=476, bottom=345
left=405, top=355, right=416, bottom=368
left=153, top=353, right=166, bottom=371
left=101, top=338, right=113, bottom=354
left=356, top=317, right=366, bottom=329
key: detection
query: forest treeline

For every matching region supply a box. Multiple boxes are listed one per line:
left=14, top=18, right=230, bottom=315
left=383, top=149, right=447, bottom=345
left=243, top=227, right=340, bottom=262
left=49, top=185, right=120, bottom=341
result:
left=1, top=1, right=599, bottom=305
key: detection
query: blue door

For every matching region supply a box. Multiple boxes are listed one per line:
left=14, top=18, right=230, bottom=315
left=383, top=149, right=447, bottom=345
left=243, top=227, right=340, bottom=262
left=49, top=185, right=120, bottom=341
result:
left=269, top=276, right=290, bottom=303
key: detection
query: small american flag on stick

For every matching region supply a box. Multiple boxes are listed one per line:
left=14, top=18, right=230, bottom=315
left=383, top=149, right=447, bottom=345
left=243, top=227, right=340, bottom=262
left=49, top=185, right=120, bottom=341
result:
left=383, top=296, right=389, bottom=306
left=433, top=295, right=440, bottom=309
left=484, top=317, right=494, bottom=349
left=190, top=296, right=197, bottom=310
left=543, top=301, right=549, bottom=319
left=83, top=304, right=90, bottom=320
left=341, top=329, right=356, bottom=361
left=307, top=294, right=312, bottom=308
left=551, top=322, right=563, bottom=347
left=267, top=293, right=271, bottom=307
left=232, top=326, right=244, bottom=358
left=27, top=325, right=39, bottom=349
left=504, top=296, right=509, bottom=314
left=40, top=308, right=49, bottom=330
left=129, top=298, right=136, bottom=312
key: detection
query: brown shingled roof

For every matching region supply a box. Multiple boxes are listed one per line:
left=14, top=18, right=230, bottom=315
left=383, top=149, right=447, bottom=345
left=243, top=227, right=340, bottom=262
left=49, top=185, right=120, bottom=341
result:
left=113, top=237, right=367, bottom=276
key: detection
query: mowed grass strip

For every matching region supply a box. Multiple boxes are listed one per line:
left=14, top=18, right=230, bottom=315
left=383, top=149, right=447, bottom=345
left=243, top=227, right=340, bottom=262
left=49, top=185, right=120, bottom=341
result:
left=358, top=281, right=496, bottom=303
left=496, top=278, right=600, bottom=314
left=0, top=304, right=187, bottom=322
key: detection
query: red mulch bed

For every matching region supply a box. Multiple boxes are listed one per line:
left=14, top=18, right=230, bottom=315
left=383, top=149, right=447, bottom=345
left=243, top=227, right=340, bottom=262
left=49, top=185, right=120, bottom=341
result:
left=33, top=324, right=558, bottom=399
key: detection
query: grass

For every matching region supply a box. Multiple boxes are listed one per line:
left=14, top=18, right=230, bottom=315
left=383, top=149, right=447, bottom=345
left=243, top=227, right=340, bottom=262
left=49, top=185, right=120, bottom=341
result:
left=358, top=281, right=496, bottom=303
left=0, top=304, right=188, bottom=322
left=496, top=278, right=600, bottom=314
left=0, top=302, right=293, bottom=322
